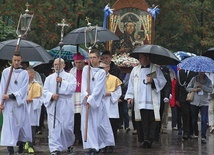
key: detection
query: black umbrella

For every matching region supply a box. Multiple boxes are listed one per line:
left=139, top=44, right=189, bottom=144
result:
left=63, top=26, right=119, bottom=45
left=130, top=45, right=180, bottom=65
left=202, top=47, right=214, bottom=59
left=0, top=39, right=53, bottom=63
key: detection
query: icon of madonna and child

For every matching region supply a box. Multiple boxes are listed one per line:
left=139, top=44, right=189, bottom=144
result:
left=111, top=11, right=152, bottom=56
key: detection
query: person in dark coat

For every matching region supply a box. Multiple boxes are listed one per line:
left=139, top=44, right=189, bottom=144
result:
left=175, top=69, right=197, bottom=140
left=101, top=50, right=123, bottom=81
left=154, top=66, right=171, bottom=140
left=101, top=50, right=130, bottom=133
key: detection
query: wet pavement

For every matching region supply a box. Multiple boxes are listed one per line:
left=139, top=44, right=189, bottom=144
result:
left=0, top=121, right=214, bottom=155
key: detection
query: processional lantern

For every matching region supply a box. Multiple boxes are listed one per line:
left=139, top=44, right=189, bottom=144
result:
left=84, top=17, right=97, bottom=49
left=16, top=2, right=34, bottom=36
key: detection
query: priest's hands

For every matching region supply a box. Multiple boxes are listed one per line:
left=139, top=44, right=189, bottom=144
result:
left=2, top=94, right=9, bottom=100
left=127, top=98, right=133, bottom=104
left=106, top=92, right=111, bottom=96
left=56, top=76, right=62, bottom=83
left=147, top=76, right=153, bottom=84
left=85, top=95, right=89, bottom=100
left=0, top=104, right=4, bottom=110
left=27, top=99, right=33, bottom=104
left=52, top=94, right=59, bottom=101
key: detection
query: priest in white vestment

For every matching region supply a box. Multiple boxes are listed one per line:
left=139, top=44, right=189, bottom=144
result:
left=43, top=58, right=76, bottom=155
left=81, top=50, right=115, bottom=154
left=125, top=53, right=166, bottom=148
left=0, top=52, right=32, bottom=154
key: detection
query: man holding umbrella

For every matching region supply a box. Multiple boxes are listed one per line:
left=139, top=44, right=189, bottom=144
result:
left=125, top=53, right=166, bottom=148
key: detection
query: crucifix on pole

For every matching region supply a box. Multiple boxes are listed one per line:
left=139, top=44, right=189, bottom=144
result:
left=53, top=19, right=70, bottom=129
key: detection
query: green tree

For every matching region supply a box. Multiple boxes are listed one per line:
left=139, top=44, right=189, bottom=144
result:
left=0, top=17, right=16, bottom=76
left=0, top=0, right=109, bottom=49
left=148, top=0, right=214, bottom=54
left=0, top=0, right=213, bottom=54
left=0, top=17, right=16, bottom=41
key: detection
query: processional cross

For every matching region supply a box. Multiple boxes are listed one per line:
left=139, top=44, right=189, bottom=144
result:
left=57, top=19, right=70, bottom=42
left=53, top=19, right=69, bottom=129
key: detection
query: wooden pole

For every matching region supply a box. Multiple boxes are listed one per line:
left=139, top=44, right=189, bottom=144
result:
left=84, top=47, right=91, bottom=142
left=0, top=37, right=21, bottom=114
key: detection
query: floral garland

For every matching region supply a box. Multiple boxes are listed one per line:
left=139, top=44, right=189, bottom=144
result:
left=112, top=53, right=139, bottom=67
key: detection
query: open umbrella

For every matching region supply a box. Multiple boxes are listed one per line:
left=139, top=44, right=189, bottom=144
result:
left=48, top=45, right=89, bottom=61
left=63, top=26, right=119, bottom=45
left=178, top=56, right=214, bottom=72
left=130, top=45, right=180, bottom=65
left=0, top=39, right=53, bottom=63
left=202, top=47, right=214, bottom=59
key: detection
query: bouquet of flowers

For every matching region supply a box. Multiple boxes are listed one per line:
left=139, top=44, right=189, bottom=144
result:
left=112, top=53, right=139, bottom=67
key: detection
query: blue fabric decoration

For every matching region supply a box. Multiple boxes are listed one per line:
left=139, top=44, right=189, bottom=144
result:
left=147, top=5, right=160, bottom=19
left=174, top=51, right=196, bottom=61
left=103, top=4, right=113, bottom=28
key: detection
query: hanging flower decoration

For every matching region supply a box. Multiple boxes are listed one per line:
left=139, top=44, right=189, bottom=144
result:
left=147, top=4, right=160, bottom=20
left=103, top=3, right=114, bottom=28
left=112, top=53, right=139, bottom=67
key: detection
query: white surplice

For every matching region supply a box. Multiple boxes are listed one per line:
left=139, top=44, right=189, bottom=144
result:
left=43, top=70, right=76, bottom=152
left=81, top=66, right=115, bottom=151
left=0, top=67, right=32, bottom=146
left=125, top=64, right=166, bottom=120
left=70, top=67, right=82, bottom=114
left=102, top=74, right=122, bottom=119
left=26, top=80, right=43, bottom=126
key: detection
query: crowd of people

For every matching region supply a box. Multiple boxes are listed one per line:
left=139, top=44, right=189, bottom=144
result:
left=0, top=49, right=214, bottom=155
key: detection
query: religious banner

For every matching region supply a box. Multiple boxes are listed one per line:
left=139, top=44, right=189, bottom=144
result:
left=109, top=0, right=153, bottom=56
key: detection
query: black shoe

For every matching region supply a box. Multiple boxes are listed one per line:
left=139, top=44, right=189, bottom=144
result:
left=147, top=141, right=152, bottom=148
left=118, top=126, right=123, bottom=129
left=7, top=146, right=14, bottom=155
left=182, top=135, right=190, bottom=141
left=142, top=140, right=148, bottom=148
left=51, top=150, right=60, bottom=155
left=67, top=146, right=73, bottom=154
left=125, top=128, right=130, bottom=133
left=86, top=148, right=99, bottom=155
left=107, top=146, right=114, bottom=153
left=201, top=138, right=206, bottom=144
left=17, top=144, right=24, bottom=154
left=142, top=140, right=152, bottom=149
left=101, top=147, right=108, bottom=153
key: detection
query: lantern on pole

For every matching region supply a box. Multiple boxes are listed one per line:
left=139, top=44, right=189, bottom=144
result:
left=16, top=2, right=34, bottom=36
left=0, top=3, right=34, bottom=114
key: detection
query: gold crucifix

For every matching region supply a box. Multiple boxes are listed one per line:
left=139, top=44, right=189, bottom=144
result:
left=85, top=17, right=90, bottom=24
left=57, top=19, right=70, bottom=42
left=25, top=2, right=29, bottom=10
left=85, top=17, right=91, bottom=26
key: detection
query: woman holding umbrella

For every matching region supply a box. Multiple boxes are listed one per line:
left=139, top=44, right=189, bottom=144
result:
left=186, top=72, right=212, bottom=144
